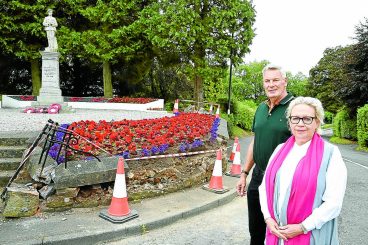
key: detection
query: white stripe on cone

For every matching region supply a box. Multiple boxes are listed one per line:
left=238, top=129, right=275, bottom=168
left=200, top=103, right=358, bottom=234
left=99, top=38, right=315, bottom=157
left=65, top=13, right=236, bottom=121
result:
left=209, top=150, right=224, bottom=189
left=107, top=157, right=131, bottom=216
left=173, top=99, right=179, bottom=114
left=212, top=158, right=223, bottom=176
left=215, top=106, right=220, bottom=118
left=230, top=144, right=241, bottom=174
left=112, top=174, right=127, bottom=198
left=229, top=137, right=238, bottom=162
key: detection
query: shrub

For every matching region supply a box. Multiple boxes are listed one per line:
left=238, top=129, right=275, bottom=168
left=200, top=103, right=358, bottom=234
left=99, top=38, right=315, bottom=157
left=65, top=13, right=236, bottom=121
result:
left=357, top=104, right=368, bottom=149
left=333, top=108, right=357, bottom=140
left=232, top=100, right=256, bottom=131
left=165, top=101, right=174, bottom=111
left=216, top=96, right=235, bottom=114
left=324, top=111, right=334, bottom=124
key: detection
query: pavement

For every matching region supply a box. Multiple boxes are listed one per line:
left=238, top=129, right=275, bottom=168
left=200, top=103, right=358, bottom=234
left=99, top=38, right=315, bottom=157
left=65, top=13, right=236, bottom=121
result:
left=0, top=175, right=240, bottom=245
left=0, top=108, right=234, bottom=245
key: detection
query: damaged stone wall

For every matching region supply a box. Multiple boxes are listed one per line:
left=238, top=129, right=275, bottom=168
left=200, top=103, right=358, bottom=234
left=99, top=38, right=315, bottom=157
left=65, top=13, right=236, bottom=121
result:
left=1, top=140, right=228, bottom=217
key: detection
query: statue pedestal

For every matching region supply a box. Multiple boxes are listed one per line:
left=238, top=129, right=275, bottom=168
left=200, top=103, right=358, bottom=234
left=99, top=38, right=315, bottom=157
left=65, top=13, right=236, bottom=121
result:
left=37, top=51, right=63, bottom=104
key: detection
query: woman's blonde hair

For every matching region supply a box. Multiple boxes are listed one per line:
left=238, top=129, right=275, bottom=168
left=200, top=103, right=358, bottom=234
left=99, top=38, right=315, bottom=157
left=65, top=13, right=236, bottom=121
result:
left=286, top=97, right=324, bottom=134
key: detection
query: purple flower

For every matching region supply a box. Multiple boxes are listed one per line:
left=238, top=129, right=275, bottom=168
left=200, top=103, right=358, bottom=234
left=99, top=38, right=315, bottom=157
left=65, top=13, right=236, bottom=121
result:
left=159, top=144, right=169, bottom=153
left=151, top=146, right=159, bottom=155
left=48, top=124, right=70, bottom=164
left=141, top=148, right=150, bottom=156
left=179, top=142, right=190, bottom=152
left=210, top=118, right=220, bottom=142
left=117, top=150, right=130, bottom=159
left=191, top=139, right=204, bottom=148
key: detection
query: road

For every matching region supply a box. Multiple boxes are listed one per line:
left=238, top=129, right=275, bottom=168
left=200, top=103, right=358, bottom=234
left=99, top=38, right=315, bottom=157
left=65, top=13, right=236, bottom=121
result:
left=105, top=136, right=368, bottom=245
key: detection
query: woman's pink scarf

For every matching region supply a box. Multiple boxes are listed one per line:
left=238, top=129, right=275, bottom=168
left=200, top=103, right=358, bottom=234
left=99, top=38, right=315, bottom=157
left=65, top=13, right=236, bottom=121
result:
left=265, top=133, right=324, bottom=245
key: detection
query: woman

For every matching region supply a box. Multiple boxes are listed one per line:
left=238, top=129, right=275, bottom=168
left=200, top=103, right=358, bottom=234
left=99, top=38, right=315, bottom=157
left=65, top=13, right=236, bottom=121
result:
left=259, top=97, right=347, bottom=245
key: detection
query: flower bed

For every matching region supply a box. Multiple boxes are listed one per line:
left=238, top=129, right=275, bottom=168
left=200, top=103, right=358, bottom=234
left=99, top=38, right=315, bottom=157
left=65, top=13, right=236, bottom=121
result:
left=2, top=95, right=164, bottom=110
left=49, top=113, right=220, bottom=164
left=9, top=95, right=37, bottom=101
left=64, top=96, right=158, bottom=104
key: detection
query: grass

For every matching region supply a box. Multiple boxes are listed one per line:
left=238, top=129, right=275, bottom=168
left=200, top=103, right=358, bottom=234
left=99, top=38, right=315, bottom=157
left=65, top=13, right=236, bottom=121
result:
left=329, top=136, right=368, bottom=152
left=329, top=136, right=356, bottom=145
left=322, top=123, right=332, bottom=129
left=356, top=146, right=368, bottom=152
left=230, top=125, right=252, bottom=139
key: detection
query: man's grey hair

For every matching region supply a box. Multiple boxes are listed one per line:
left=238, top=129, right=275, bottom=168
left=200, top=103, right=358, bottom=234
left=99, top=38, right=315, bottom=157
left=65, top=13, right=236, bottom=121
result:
left=286, top=96, right=325, bottom=134
left=262, top=64, right=286, bottom=79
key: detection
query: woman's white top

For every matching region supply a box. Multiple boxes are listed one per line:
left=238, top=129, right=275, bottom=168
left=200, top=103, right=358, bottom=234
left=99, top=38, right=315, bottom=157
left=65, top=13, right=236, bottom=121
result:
left=259, top=140, right=347, bottom=231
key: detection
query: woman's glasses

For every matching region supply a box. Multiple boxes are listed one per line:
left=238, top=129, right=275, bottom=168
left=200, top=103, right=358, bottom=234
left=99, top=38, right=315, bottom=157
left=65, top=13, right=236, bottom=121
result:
left=289, top=116, right=316, bottom=125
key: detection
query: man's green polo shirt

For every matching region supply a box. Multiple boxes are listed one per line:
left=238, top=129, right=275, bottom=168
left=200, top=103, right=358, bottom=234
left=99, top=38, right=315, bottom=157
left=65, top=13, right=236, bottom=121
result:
left=252, top=93, right=294, bottom=172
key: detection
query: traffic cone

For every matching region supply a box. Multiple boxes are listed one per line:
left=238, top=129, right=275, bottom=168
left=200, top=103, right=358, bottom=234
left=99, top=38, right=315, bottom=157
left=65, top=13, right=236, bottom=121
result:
left=215, top=106, right=220, bottom=118
left=99, top=157, right=139, bottom=223
left=225, top=143, right=241, bottom=177
left=202, top=149, right=229, bottom=194
left=228, top=137, right=239, bottom=163
left=209, top=104, right=213, bottom=114
left=173, top=99, right=179, bottom=116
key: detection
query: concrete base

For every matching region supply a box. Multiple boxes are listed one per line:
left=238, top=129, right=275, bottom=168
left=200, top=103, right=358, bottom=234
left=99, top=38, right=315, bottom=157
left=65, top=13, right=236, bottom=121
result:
left=37, top=95, right=64, bottom=104
left=202, top=184, right=229, bottom=194
left=99, top=209, right=139, bottom=224
left=225, top=172, right=241, bottom=178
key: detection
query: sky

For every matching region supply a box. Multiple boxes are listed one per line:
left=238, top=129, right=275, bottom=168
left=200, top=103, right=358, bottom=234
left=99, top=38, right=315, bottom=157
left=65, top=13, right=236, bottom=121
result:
left=245, top=0, right=368, bottom=76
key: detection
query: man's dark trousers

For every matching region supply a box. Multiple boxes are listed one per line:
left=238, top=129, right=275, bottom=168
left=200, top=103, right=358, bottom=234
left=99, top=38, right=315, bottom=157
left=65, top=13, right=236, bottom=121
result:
left=247, top=165, right=266, bottom=245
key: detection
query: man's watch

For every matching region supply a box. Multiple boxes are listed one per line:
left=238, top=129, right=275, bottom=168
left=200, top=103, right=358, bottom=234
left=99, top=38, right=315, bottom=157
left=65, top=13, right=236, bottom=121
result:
left=241, top=170, right=249, bottom=175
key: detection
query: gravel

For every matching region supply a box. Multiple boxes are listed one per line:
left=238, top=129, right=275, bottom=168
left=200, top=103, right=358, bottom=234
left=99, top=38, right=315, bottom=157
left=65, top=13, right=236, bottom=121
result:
left=0, top=108, right=172, bottom=133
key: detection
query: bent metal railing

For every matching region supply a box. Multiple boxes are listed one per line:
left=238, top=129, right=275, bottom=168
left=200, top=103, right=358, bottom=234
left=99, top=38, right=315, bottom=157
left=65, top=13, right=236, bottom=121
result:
left=39, top=121, right=100, bottom=172
left=1, top=119, right=100, bottom=200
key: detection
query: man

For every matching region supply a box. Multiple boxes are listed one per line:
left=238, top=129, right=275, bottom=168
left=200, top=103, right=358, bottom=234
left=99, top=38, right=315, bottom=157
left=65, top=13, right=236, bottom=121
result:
left=236, top=64, right=294, bottom=245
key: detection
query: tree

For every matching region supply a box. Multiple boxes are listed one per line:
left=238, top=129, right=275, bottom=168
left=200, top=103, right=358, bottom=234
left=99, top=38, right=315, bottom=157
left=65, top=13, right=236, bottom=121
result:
left=286, top=72, right=308, bottom=97
left=308, top=46, right=350, bottom=113
left=0, top=2, right=47, bottom=95
left=141, top=0, right=255, bottom=103
left=338, top=18, right=368, bottom=114
left=228, top=61, right=268, bottom=103
left=72, top=0, right=151, bottom=98
left=0, top=53, right=32, bottom=95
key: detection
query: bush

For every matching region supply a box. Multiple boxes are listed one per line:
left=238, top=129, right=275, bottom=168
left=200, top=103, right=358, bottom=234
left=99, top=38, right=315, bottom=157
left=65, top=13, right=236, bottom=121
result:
left=217, top=96, right=235, bottom=114
left=324, top=111, right=334, bottom=124
left=357, top=104, right=368, bottom=149
left=232, top=100, right=256, bottom=131
left=165, top=101, right=174, bottom=111
left=333, top=108, right=357, bottom=140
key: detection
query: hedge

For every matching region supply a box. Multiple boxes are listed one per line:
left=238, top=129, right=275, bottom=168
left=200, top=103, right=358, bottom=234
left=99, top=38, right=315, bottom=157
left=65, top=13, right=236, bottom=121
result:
left=333, top=108, right=357, bottom=140
left=357, top=104, right=368, bottom=149
left=324, top=111, right=334, bottom=124
left=232, top=100, right=256, bottom=131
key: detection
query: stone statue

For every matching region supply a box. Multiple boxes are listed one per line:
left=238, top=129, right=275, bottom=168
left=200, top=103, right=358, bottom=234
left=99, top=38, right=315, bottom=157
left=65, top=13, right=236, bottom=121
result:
left=43, top=9, right=58, bottom=52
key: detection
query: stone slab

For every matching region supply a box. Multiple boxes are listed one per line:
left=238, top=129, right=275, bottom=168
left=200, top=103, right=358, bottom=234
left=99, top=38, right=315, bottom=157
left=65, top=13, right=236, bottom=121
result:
left=52, top=156, right=129, bottom=189
left=3, top=184, right=39, bottom=217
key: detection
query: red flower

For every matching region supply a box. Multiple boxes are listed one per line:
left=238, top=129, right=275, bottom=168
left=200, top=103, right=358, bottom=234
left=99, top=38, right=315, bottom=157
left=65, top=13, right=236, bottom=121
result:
left=66, top=113, right=216, bottom=160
